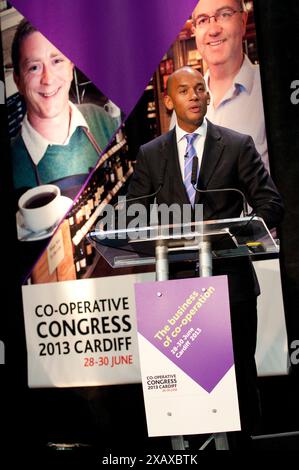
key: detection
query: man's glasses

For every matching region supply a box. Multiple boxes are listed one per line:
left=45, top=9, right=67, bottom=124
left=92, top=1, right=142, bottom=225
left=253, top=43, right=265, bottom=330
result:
left=193, top=8, right=243, bottom=29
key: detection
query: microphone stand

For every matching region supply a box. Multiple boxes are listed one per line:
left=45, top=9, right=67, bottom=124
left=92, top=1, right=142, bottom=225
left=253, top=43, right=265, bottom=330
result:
left=191, top=156, right=249, bottom=217
left=114, top=153, right=169, bottom=210
left=191, top=155, right=243, bottom=449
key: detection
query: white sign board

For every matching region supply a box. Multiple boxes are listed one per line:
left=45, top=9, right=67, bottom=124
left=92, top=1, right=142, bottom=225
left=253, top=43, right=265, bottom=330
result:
left=22, top=273, right=153, bottom=387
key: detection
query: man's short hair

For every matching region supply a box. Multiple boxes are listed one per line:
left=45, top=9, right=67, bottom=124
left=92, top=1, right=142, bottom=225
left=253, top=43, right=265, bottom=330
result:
left=166, top=65, right=201, bottom=95
left=11, top=19, right=37, bottom=76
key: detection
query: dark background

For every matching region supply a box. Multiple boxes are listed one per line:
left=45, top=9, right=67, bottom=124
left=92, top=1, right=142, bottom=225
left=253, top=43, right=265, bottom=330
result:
left=255, top=0, right=299, bottom=363
left=1, top=0, right=299, bottom=459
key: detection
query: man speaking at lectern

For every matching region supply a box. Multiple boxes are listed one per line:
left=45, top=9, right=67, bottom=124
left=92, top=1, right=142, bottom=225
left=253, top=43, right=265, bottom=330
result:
left=127, top=66, right=283, bottom=443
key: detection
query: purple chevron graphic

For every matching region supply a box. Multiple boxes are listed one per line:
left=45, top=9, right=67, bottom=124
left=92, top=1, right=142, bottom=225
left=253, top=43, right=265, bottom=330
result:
left=135, top=276, right=234, bottom=393
left=10, top=0, right=198, bottom=116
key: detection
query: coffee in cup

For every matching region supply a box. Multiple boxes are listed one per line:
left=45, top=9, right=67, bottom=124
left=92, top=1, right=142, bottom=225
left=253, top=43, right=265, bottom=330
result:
left=18, top=184, right=62, bottom=233
left=23, top=191, right=57, bottom=209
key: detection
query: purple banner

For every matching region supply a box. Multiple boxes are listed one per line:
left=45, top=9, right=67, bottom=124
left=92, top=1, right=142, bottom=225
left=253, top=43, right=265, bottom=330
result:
left=10, top=0, right=198, bottom=116
left=135, top=276, right=234, bottom=393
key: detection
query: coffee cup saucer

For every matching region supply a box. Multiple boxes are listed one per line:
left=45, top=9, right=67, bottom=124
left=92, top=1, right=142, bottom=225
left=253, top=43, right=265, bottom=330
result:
left=16, top=195, right=73, bottom=242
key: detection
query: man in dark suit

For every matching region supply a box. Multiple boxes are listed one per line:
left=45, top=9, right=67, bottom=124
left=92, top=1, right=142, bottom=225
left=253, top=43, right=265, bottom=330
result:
left=127, top=66, right=284, bottom=443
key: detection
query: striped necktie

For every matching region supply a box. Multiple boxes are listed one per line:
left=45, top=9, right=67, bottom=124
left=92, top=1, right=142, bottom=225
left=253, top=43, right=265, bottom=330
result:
left=184, top=133, right=198, bottom=206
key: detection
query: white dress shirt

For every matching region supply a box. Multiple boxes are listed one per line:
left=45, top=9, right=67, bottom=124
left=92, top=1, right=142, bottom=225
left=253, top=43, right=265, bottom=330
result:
left=21, top=101, right=89, bottom=166
left=205, top=54, right=269, bottom=172
left=175, top=118, right=208, bottom=179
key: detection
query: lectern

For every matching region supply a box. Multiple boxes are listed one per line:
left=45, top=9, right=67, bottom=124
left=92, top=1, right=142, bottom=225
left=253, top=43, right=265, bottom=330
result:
left=87, top=216, right=279, bottom=450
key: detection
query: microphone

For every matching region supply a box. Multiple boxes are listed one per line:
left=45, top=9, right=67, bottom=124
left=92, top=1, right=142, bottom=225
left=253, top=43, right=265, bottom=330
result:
left=191, top=156, right=249, bottom=217
left=89, top=154, right=168, bottom=244
left=114, top=152, right=168, bottom=208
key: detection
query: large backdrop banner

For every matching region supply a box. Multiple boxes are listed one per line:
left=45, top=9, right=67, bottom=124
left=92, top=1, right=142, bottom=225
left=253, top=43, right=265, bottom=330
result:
left=0, top=0, right=288, bottom=391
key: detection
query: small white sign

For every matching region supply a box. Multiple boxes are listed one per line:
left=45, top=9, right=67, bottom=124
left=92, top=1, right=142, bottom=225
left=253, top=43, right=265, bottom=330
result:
left=47, top=229, right=64, bottom=275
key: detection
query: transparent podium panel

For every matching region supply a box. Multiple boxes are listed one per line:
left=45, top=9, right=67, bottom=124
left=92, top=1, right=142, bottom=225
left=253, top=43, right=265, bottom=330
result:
left=87, top=216, right=279, bottom=268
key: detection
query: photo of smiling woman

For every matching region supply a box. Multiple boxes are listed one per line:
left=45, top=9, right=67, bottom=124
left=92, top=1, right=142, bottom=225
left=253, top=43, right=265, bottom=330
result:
left=10, top=18, right=120, bottom=203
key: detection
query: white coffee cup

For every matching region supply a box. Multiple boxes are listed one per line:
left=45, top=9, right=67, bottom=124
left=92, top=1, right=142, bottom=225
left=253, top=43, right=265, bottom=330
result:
left=18, top=184, right=62, bottom=233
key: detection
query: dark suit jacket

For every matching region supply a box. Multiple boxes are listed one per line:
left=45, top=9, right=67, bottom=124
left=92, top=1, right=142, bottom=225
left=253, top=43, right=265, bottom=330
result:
left=127, top=120, right=284, bottom=301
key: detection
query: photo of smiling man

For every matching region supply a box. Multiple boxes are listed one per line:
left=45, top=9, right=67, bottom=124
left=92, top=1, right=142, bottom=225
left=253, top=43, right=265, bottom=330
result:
left=192, top=0, right=269, bottom=172
left=10, top=18, right=119, bottom=202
